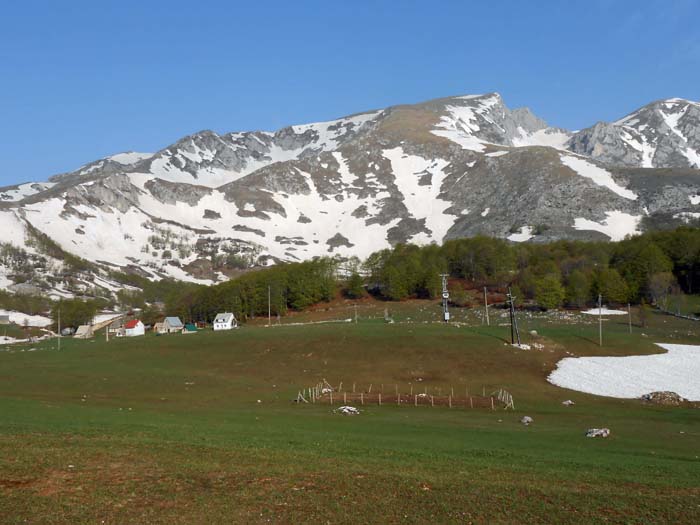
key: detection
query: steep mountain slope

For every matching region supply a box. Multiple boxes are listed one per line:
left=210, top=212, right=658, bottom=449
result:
left=568, top=98, right=700, bottom=168
left=1, top=93, right=699, bottom=296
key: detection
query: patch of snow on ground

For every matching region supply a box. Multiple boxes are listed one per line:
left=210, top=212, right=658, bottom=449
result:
left=573, top=211, right=641, bottom=241
left=481, top=208, right=490, bottom=217
left=560, top=155, right=638, bottom=200
left=0, top=309, right=51, bottom=327
left=690, top=195, right=700, bottom=205
left=507, top=226, right=533, bottom=242
left=548, top=343, right=700, bottom=401
left=673, top=212, right=700, bottom=223
left=485, top=150, right=509, bottom=157
left=581, top=308, right=627, bottom=315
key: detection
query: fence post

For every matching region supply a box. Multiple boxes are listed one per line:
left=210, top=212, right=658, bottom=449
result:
left=343, top=392, right=347, bottom=404
left=431, top=396, right=434, bottom=407
left=469, top=396, right=473, bottom=409
left=330, top=392, right=333, bottom=405
left=361, top=393, right=364, bottom=405
left=491, top=397, right=494, bottom=410
left=378, top=393, right=382, bottom=406
left=449, top=395, right=452, bottom=408
left=414, top=395, right=418, bottom=406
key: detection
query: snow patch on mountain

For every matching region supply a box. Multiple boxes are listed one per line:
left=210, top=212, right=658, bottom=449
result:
left=560, top=155, right=638, bottom=200
left=573, top=211, right=641, bottom=241
left=431, top=94, right=501, bottom=152
left=383, top=147, right=454, bottom=243
left=107, top=152, right=153, bottom=164
left=690, top=195, right=700, bottom=205
left=507, top=226, right=534, bottom=242
left=0, top=182, right=55, bottom=202
left=512, top=128, right=571, bottom=149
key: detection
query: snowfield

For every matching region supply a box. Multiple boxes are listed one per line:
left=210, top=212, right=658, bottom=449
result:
left=548, top=343, right=700, bottom=401
left=560, top=155, right=638, bottom=200
left=573, top=211, right=641, bottom=241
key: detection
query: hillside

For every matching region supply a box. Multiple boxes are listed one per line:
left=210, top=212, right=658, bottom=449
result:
left=0, top=305, right=698, bottom=523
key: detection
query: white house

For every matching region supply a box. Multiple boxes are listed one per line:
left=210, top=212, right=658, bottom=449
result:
left=162, top=317, right=184, bottom=333
left=213, top=312, right=237, bottom=331
left=124, top=319, right=145, bottom=337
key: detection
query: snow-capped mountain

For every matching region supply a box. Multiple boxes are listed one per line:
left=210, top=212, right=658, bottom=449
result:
left=568, top=98, right=700, bottom=168
left=1, top=93, right=699, bottom=296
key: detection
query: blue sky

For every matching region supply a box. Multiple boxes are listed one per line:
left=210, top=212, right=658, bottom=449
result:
left=1, top=0, right=698, bottom=186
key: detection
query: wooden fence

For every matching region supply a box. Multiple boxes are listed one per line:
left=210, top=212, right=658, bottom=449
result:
left=296, top=380, right=514, bottom=410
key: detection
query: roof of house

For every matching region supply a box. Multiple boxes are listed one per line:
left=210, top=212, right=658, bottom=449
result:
left=124, top=319, right=142, bottom=329
left=183, top=323, right=197, bottom=331
left=214, top=312, right=234, bottom=323
left=165, top=316, right=183, bottom=327
left=74, top=325, right=92, bottom=335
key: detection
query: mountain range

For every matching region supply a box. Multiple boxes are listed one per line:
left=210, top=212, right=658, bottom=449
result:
left=1, top=92, right=700, bottom=297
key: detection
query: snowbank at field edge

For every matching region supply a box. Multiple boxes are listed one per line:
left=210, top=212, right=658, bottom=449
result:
left=581, top=308, right=627, bottom=315
left=548, top=343, right=700, bottom=401
left=0, top=309, right=51, bottom=327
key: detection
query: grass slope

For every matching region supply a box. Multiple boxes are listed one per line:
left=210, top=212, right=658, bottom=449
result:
left=0, top=304, right=698, bottom=524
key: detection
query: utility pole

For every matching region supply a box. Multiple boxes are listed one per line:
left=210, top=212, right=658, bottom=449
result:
left=267, top=285, right=271, bottom=327
left=483, top=287, right=490, bottom=326
left=598, top=294, right=604, bottom=346
left=506, top=288, right=521, bottom=345
left=440, top=274, right=450, bottom=323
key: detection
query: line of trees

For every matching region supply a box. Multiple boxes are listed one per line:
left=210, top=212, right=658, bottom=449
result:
left=362, top=228, right=700, bottom=310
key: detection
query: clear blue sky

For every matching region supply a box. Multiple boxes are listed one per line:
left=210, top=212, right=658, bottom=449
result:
left=1, top=0, right=698, bottom=186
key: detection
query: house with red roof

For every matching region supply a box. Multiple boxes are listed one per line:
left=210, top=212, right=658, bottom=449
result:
left=124, top=319, right=145, bottom=337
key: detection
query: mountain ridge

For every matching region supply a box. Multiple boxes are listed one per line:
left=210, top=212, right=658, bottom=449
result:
left=1, top=92, right=699, bottom=299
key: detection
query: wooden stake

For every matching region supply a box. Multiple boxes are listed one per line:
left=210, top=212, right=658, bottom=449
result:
left=448, top=395, right=452, bottom=408
left=469, top=396, right=473, bottom=409
left=490, top=397, right=494, bottom=410
left=414, top=395, right=418, bottom=406
left=431, top=396, right=434, bottom=407
left=378, top=393, right=382, bottom=406
left=343, top=392, right=347, bottom=404
left=361, top=393, right=364, bottom=405
left=330, top=392, right=333, bottom=404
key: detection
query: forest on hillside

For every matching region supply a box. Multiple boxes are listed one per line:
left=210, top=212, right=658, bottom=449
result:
left=6, top=226, right=696, bottom=328
left=143, top=227, right=700, bottom=325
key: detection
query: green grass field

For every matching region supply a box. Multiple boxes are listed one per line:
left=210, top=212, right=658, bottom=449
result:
left=0, top=303, right=698, bottom=524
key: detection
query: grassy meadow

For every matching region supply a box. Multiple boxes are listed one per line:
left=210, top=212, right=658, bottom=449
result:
left=0, top=300, right=698, bottom=524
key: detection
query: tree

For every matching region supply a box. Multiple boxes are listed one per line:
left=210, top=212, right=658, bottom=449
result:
left=648, top=272, right=677, bottom=309
left=344, top=273, right=365, bottom=299
left=51, top=299, right=99, bottom=330
left=565, top=270, right=591, bottom=308
left=533, top=275, right=565, bottom=310
left=593, top=268, right=629, bottom=304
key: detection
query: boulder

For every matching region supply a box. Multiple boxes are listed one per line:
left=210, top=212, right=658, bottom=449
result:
left=640, top=391, right=687, bottom=406
left=586, top=428, right=610, bottom=438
